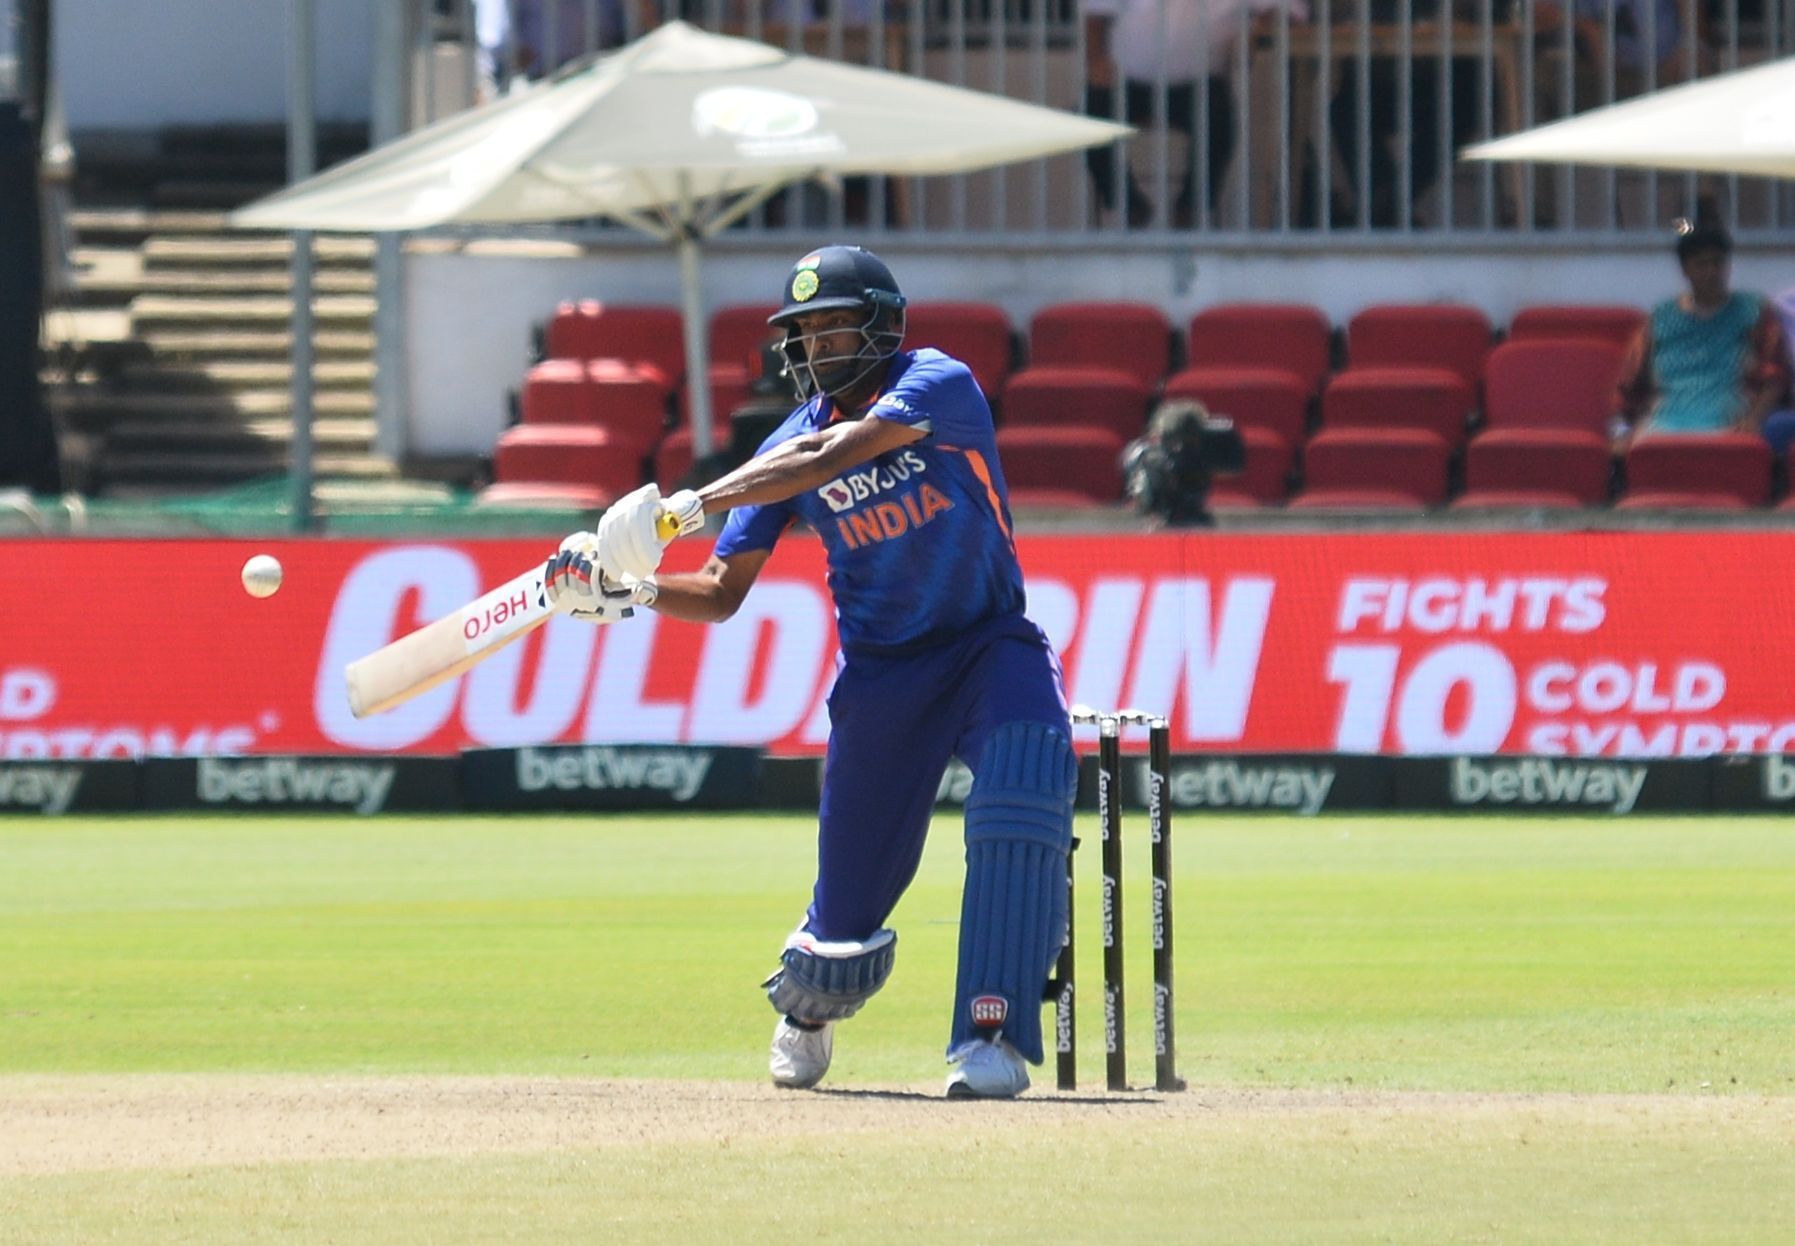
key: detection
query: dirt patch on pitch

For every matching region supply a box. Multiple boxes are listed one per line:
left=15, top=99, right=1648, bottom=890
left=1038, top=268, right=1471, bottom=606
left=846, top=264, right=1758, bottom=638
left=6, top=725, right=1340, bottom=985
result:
left=3, top=1075, right=1790, bottom=1175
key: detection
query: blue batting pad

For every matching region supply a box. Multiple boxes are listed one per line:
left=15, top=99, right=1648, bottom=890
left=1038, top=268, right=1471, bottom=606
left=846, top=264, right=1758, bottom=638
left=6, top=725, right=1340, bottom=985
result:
left=951, top=722, right=1076, bottom=1063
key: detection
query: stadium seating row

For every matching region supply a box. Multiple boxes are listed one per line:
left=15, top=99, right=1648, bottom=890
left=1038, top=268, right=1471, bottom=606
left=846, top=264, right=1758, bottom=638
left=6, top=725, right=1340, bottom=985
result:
left=481, top=298, right=1787, bottom=512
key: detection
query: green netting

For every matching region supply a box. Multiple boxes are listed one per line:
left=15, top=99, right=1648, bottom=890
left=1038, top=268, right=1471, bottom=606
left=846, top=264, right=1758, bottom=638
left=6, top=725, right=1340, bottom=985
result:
left=0, top=476, right=606, bottom=538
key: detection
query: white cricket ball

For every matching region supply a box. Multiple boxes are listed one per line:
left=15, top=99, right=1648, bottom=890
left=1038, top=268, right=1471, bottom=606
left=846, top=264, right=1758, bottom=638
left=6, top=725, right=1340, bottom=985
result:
left=241, top=554, right=283, bottom=599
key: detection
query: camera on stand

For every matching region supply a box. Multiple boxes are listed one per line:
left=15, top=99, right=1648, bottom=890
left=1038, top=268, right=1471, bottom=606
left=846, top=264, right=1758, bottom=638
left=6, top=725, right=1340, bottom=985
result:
left=1121, top=399, right=1247, bottom=527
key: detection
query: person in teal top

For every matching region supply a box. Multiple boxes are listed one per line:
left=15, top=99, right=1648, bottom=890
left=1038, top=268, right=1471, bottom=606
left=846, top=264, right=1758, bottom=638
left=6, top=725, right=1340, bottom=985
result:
left=1616, top=223, right=1795, bottom=454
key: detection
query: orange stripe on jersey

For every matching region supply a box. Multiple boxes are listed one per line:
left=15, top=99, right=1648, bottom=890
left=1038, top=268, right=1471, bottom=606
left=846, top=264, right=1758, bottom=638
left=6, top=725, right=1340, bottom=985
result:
left=939, top=443, right=1014, bottom=545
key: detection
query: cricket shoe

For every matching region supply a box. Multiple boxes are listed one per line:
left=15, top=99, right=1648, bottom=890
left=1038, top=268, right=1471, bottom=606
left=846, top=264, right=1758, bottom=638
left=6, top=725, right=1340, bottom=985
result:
left=769, top=1016, right=834, bottom=1090
left=945, top=1036, right=1030, bottom=1099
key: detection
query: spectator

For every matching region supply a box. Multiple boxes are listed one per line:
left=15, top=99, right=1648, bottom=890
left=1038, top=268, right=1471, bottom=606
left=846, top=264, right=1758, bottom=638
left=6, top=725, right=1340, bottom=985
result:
left=1084, top=0, right=1305, bottom=229
left=476, top=0, right=647, bottom=94
left=1324, top=0, right=1493, bottom=229
left=1615, top=222, right=1795, bottom=455
left=1776, top=283, right=1795, bottom=373
left=1533, top=0, right=1686, bottom=112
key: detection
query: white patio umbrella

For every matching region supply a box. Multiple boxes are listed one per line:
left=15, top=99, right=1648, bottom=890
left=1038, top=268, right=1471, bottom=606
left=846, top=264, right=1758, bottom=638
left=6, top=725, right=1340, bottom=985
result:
left=233, top=20, right=1130, bottom=457
left=1464, top=55, right=1795, bottom=177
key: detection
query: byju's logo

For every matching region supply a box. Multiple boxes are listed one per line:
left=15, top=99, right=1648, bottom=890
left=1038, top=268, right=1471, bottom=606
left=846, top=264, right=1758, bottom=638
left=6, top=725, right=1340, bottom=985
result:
left=815, top=450, right=927, bottom=513
left=820, top=480, right=855, bottom=513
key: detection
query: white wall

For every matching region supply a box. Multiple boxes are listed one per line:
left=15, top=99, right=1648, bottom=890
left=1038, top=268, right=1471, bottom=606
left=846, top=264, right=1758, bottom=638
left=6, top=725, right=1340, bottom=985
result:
left=56, top=0, right=374, bottom=129
left=402, top=239, right=1795, bottom=457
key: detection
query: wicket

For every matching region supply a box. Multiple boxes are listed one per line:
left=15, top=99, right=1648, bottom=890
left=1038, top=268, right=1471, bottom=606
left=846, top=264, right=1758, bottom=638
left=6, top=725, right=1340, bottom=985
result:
left=1053, top=706, right=1184, bottom=1093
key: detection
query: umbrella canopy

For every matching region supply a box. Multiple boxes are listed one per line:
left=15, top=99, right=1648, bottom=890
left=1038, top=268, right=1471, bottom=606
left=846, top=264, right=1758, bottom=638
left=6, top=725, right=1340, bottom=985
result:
left=233, top=21, right=1130, bottom=455
left=1464, top=55, right=1795, bottom=178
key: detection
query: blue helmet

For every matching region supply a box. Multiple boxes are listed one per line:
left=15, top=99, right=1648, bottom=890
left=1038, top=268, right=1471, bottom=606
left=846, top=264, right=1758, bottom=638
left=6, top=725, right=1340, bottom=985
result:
left=767, top=245, right=908, bottom=400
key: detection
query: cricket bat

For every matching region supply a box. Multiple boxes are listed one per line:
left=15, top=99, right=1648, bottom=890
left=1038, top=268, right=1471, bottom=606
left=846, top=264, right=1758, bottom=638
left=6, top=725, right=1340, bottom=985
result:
left=344, top=512, right=681, bottom=718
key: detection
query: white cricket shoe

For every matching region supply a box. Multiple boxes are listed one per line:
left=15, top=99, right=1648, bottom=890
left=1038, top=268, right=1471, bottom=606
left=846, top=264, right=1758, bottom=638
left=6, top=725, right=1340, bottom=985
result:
left=769, top=1017, right=834, bottom=1090
left=945, top=1036, right=1031, bottom=1099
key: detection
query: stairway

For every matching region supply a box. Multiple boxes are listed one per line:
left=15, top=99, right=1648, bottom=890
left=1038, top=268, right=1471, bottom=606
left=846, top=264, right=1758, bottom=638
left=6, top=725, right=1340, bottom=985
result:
left=42, top=125, right=444, bottom=499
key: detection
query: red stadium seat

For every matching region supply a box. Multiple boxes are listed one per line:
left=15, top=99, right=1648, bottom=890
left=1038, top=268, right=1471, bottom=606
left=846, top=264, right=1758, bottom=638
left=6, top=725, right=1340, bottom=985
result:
left=1207, top=425, right=1296, bottom=506
left=520, top=358, right=671, bottom=456
left=655, top=426, right=696, bottom=487
left=1459, top=338, right=1628, bottom=505
left=709, top=304, right=781, bottom=376
left=1320, top=367, right=1474, bottom=447
left=1008, top=488, right=1115, bottom=508
left=1449, top=489, right=1589, bottom=510
left=543, top=301, right=685, bottom=385
left=1186, top=303, right=1333, bottom=397
left=996, top=426, right=1126, bottom=504
left=1615, top=491, right=1753, bottom=511
left=1028, top=302, right=1175, bottom=389
left=492, top=424, right=644, bottom=505
left=1288, top=428, right=1451, bottom=509
left=585, top=360, right=673, bottom=452
left=1163, top=366, right=1309, bottom=448
left=905, top=302, right=1016, bottom=397
left=1457, top=428, right=1613, bottom=508
left=1481, top=339, right=1626, bottom=435
left=706, top=370, right=755, bottom=425
left=518, top=359, right=597, bottom=426
left=1345, top=303, right=1493, bottom=390
left=1620, top=433, right=1774, bottom=508
left=999, top=367, right=1153, bottom=444
left=1508, top=304, right=1647, bottom=348
left=701, top=304, right=781, bottom=429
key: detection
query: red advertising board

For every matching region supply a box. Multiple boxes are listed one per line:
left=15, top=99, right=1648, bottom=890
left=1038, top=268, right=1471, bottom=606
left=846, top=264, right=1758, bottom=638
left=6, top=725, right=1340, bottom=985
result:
left=4, top=532, right=1794, bottom=758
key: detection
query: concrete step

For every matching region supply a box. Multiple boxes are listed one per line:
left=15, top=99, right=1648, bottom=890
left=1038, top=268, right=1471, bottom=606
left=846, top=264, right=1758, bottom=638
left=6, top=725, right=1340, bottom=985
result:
left=86, top=269, right=376, bottom=299
left=98, top=449, right=399, bottom=486
left=142, top=236, right=375, bottom=269
left=314, top=478, right=460, bottom=507
left=156, top=121, right=369, bottom=158
left=139, top=329, right=376, bottom=361
left=68, top=208, right=238, bottom=246
left=113, top=358, right=376, bottom=390
left=105, top=417, right=379, bottom=452
left=151, top=179, right=285, bottom=210
left=41, top=307, right=136, bottom=349
left=51, top=388, right=376, bottom=427
left=130, top=294, right=376, bottom=333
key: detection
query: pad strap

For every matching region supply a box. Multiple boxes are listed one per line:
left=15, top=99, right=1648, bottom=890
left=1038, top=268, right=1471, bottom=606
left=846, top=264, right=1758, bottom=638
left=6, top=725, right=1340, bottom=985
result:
left=763, top=927, right=898, bottom=1024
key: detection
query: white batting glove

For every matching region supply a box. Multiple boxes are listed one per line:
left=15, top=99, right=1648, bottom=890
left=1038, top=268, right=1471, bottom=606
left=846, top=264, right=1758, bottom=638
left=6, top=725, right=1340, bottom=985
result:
left=594, top=485, right=706, bottom=587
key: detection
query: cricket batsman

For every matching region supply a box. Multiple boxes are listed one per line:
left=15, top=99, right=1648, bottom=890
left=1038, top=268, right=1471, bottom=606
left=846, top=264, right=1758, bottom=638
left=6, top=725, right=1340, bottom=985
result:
left=543, top=245, right=1076, bottom=1098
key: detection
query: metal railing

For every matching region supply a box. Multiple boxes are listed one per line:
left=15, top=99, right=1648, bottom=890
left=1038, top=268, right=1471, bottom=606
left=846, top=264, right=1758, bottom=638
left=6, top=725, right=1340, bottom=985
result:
left=398, top=0, right=1795, bottom=240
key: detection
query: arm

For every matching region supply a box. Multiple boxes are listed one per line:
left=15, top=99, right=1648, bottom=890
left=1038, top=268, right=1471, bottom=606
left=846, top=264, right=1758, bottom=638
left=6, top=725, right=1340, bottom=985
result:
left=1614, top=324, right=1655, bottom=423
left=1084, top=12, right=1115, bottom=87
left=1739, top=301, right=1793, bottom=432
left=650, top=548, right=770, bottom=624
left=693, top=415, right=925, bottom=516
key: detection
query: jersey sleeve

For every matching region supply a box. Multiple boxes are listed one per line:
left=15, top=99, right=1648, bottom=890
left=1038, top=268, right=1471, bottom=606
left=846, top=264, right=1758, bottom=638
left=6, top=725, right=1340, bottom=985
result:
left=867, top=352, right=988, bottom=440
left=713, top=497, right=794, bottom=559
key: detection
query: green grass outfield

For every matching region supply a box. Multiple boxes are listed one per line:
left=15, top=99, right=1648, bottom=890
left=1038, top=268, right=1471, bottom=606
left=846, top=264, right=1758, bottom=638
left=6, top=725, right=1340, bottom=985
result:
left=3, top=813, right=1793, bottom=1244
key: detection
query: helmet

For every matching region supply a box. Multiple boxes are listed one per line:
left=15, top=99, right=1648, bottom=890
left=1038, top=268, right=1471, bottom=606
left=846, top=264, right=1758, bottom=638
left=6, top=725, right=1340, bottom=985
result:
left=767, top=245, right=907, bottom=401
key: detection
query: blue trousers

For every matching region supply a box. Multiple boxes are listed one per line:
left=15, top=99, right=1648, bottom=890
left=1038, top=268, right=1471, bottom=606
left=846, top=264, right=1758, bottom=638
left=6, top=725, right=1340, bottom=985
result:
left=805, top=613, right=1071, bottom=941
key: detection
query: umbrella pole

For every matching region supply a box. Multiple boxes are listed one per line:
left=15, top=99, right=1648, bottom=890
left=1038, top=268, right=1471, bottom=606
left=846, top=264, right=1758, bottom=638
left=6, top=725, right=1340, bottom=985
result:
left=676, top=228, right=713, bottom=461
left=286, top=0, right=317, bottom=532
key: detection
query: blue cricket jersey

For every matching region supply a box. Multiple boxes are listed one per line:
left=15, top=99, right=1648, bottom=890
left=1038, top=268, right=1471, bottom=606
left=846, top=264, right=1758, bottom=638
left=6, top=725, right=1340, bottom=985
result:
left=713, top=348, right=1026, bottom=655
